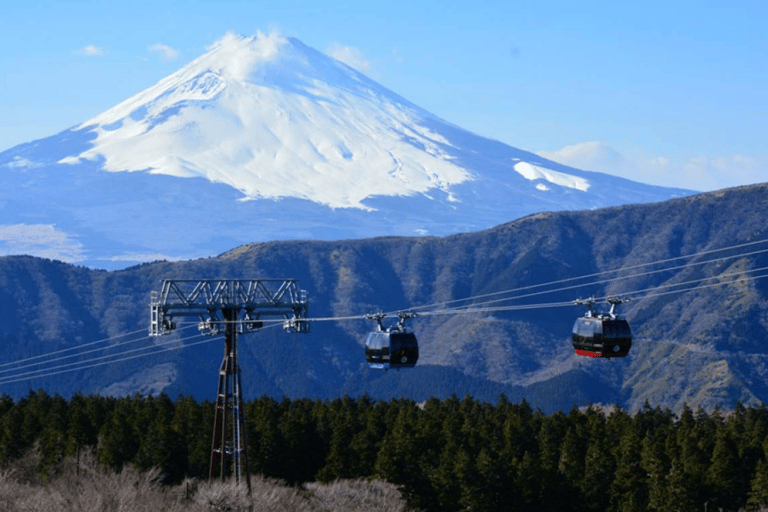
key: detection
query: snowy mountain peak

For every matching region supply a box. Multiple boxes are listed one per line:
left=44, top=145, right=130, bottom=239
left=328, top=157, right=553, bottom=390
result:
left=1, top=31, right=693, bottom=269
left=61, top=31, right=469, bottom=209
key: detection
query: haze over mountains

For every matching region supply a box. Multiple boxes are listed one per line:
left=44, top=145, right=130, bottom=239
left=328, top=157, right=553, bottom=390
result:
left=0, top=32, right=691, bottom=269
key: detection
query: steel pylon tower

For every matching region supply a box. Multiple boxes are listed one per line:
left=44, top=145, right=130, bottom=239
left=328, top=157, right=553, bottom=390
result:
left=150, top=279, right=309, bottom=491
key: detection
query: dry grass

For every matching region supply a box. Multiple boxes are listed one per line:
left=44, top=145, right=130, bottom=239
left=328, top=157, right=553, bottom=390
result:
left=0, top=451, right=409, bottom=512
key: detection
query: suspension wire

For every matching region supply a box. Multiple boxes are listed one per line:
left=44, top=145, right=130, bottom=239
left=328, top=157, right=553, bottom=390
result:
left=0, top=322, right=285, bottom=386
left=0, top=330, right=208, bottom=384
left=422, top=247, right=768, bottom=315
left=0, top=323, right=200, bottom=376
left=621, top=268, right=768, bottom=302
left=0, top=327, right=150, bottom=369
left=301, top=241, right=768, bottom=325
left=402, top=238, right=768, bottom=315
left=413, top=270, right=768, bottom=319
left=0, top=336, right=213, bottom=386
left=421, top=300, right=577, bottom=317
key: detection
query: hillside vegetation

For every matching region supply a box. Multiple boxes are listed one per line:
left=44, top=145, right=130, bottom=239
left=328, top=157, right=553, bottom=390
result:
left=0, top=451, right=405, bottom=512
left=2, top=392, right=768, bottom=511
left=0, top=184, right=766, bottom=412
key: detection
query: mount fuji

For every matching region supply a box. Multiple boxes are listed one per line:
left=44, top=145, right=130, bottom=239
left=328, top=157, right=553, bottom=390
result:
left=1, top=32, right=692, bottom=269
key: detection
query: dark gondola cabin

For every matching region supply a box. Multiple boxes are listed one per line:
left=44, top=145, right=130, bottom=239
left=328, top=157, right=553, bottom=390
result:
left=365, top=331, right=419, bottom=369
left=364, top=312, right=419, bottom=370
left=572, top=297, right=632, bottom=358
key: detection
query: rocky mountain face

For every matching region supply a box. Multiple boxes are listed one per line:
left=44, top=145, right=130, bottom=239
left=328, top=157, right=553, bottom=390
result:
left=0, top=33, right=690, bottom=269
left=0, top=184, right=766, bottom=413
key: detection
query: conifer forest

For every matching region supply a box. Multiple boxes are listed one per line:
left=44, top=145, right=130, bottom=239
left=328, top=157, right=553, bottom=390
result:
left=2, top=391, right=768, bottom=511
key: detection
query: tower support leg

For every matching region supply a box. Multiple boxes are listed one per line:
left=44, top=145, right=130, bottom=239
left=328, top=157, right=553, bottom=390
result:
left=209, top=308, right=252, bottom=493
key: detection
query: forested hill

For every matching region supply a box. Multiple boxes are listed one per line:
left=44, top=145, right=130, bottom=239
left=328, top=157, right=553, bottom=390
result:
left=0, top=183, right=767, bottom=413
left=2, top=392, right=768, bottom=512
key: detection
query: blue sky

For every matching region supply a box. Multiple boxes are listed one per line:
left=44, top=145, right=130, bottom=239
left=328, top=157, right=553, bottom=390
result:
left=2, top=0, right=765, bottom=190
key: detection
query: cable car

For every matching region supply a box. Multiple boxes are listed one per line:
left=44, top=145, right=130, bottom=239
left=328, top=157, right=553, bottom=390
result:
left=572, top=297, right=632, bottom=358
left=364, top=312, right=419, bottom=370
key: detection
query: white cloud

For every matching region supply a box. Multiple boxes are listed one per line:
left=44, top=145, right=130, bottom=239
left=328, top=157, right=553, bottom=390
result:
left=148, top=43, right=179, bottom=61
left=326, top=42, right=372, bottom=73
left=5, top=156, right=41, bottom=169
left=75, top=44, right=105, bottom=56
left=536, top=141, right=765, bottom=192
left=100, top=252, right=186, bottom=263
left=205, top=31, right=287, bottom=81
left=0, top=224, right=85, bottom=262
left=537, top=141, right=623, bottom=175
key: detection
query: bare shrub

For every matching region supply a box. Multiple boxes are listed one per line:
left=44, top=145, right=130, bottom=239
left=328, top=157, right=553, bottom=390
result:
left=0, top=450, right=182, bottom=512
left=304, top=478, right=408, bottom=512
left=194, top=475, right=315, bottom=512
left=0, top=453, right=409, bottom=512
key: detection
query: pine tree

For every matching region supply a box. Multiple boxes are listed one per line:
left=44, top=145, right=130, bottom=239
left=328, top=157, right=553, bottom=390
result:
left=171, top=395, right=208, bottom=478
left=581, top=437, right=615, bottom=512
left=707, top=423, right=743, bottom=511
left=537, top=412, right=571, bottom=510
left=98, top=403, right=139, bottom=471
left=248, top=396, right=282, bottom=478
left=374, top=400, right=431, bottom=510
left=747, top=458, right=768, bottom=510
left=640, top=430, right=669, bottom=511
left=609, top=424, right=647, bottom=512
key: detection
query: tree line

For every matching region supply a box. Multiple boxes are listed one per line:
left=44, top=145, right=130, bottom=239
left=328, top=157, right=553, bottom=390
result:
left=1, top=390, right=768, bottom=511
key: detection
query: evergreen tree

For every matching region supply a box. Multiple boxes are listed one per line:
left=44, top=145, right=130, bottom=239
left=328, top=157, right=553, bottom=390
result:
left=170, top=395, right=209, bottom=478
left=514, top=449, right=542, bottom=509
left=374, top=399, right=431, bottom=510
left=707, top=423, right=742, bottom=511
left=277, top=398, right=325, bottom=484
left=747, top=458, right=768, bottom=510
left=0, top=401, right=26, bottom=462
left=581, top=437, right=615, bottom=512
left=536, top=411, right=571, bottom=510
left=347, top=395, right=384, bottom=477
left=609, top=424, right=647, bottom=512
left=135, top=393, right=186, bottom=483
left=316, top=397, right=358, bottom=481
left=98, top=401, right=139, bottom=471
left=247, top=396, right=282, bottom=478
left=640, top=430, right=669, bottom=511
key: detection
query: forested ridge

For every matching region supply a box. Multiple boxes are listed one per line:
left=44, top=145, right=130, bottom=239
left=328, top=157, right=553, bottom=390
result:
left=2, top=391, right=768, bottom=511
left=1, top=185, right=768, bottom=412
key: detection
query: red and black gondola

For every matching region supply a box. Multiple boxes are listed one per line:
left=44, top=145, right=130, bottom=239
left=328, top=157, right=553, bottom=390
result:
left=572, top=297, right=632, bottom=358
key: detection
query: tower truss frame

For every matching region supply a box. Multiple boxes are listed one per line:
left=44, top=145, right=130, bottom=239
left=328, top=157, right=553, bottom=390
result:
left=149, top=279, right=309, bottom=491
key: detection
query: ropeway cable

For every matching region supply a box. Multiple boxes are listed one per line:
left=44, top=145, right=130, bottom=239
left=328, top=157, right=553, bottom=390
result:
left=419, top=268, right=768, bottom=319
left=0, top=330, right=209, bottom=384
left=421, top=248, right=768, bottom=315
left=401, top=238, right=768, bottom=315
left=0, top=327, right=150, bottom=369
left=0, top=322, right=285, bottom=385
left=298, top=244, right=768, bottom=325
left=0, top=335, right=213, bottom=386
left=0, top=323, right=200, bottom=376
left=619, top=268, right=768, bottom=303
left=393, top=242, right=768, bottom=317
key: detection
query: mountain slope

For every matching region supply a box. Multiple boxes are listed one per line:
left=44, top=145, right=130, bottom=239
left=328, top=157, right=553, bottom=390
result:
left=0, top=184, right=765, bottom=413
left=0, top=32, right=691, bottom=269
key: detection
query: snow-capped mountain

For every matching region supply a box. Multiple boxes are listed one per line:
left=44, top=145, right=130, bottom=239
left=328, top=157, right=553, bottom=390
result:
left=0, top=31, right=692, bottom=269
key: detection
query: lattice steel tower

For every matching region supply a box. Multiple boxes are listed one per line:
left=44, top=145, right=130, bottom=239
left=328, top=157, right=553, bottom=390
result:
left=150, top=279, right=309, bottom=492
